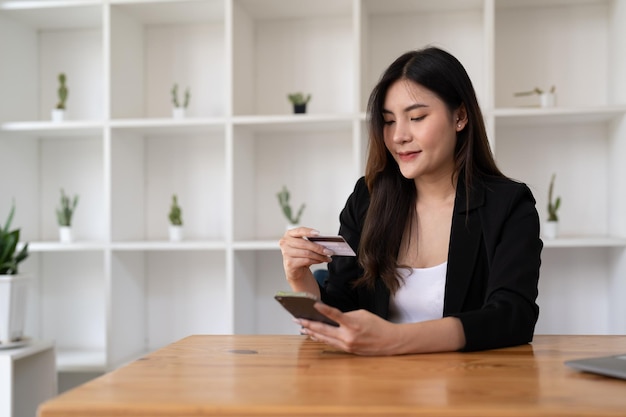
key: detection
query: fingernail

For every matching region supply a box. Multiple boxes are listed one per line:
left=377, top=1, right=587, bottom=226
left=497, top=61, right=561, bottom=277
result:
left=310, top=229, right=320, bottom=236
left=323, top=249, right=334, bottom=256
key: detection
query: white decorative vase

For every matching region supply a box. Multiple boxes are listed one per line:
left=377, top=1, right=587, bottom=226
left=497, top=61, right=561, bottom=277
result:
left=0, top=274, right=31, bottom=344
left=543, top=220, right=559, bottom=239
left=59, top=226, right=73, bottom=243
left=169, top=225, right=183, bottom=242
left=172, top=108, right=186, bottom=119
left=51, top=109, right=65, bottom=122
left=540, top=93, right=556, bottom=108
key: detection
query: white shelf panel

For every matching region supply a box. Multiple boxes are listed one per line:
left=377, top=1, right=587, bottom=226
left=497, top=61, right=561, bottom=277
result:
left=111, top=240, right=226, bottom=251
left=56, top=348, right=106, bottom=372
left=110, top=118, right=226, bottom=135
left=110, top=0, right=224, bottom=24
left=0, top=1, right=102, bottom=29
left=493, top=106, right=626, bottom=126
left=0, top=120, right=104, bottom=136
left=233, top=113, right=355, bottom=132
left=496, top=0, right=610, bottom=10
left=233, top=240, right=281, bottom=251
left=542, top=236, right=626, bottom=248
left=236, top=0, right=352, bottom=20
left=26, top=241, right=108, bottom=252
left=363, top=0, right=483, bottom=14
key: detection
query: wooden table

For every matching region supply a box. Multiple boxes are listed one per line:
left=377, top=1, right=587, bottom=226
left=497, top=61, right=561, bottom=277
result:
left=38, top=335, right=626, bottom=417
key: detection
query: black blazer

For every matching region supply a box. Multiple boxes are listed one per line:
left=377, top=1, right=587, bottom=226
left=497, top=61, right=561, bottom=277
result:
left=321, top=175, right=542, bottom=352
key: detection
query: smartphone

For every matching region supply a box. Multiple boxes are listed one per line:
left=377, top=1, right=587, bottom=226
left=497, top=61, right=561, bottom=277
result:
left=305, top=235, right=356, bottom=257
left=274, top=291, right=339, bottom=327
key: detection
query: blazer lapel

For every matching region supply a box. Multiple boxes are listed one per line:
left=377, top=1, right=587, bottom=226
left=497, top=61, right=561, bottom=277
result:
left=444, top=178, right=484, bottom=315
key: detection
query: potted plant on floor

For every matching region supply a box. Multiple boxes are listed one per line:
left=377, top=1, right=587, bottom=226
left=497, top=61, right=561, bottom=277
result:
left=0, top=202, right=30, bottom=346
left=51, top=73, right=68, bottom=122
left=171, top=84, right=190, bottom=119
left=56, top=189, right=79, bottom=243
left=287, top=92, right=311, bottom=114
left=168, top=194, right=183, bottom=241
left=277, top=186, right=305, bottom=230
left=544, top=173, right=561, bottom=239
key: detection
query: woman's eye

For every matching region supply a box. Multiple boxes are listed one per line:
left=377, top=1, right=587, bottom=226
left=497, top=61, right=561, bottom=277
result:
left=383, top=120, right=395, bottom=125
left=410, top=115, right=426, bottom=122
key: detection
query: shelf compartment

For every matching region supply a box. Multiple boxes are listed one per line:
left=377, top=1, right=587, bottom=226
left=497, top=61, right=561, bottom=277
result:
left=360, top=0, right=486, bottom=112
left=109, top=0, right=226, bottom=119
left=111, top=241, right=226, bottom=250
left=232, top=124, right=356, bottom=241
left=111, top=129, right=227, bottom=242
left=495, top=0, right=625, bottom=108
left=0, top=2, right=104, bottom=123
left=232, top=0, right=354, bottom=116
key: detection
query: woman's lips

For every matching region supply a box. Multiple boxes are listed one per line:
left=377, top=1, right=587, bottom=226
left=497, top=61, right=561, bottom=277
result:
left=397, top=150, right=421, bottom=162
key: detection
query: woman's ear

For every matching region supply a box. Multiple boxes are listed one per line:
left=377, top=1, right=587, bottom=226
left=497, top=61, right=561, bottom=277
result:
left=454, top=104, right=468, bottom=132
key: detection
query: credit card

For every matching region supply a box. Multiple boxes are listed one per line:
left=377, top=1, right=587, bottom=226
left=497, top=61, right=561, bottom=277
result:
left=306, top=235, right=356, bottom=256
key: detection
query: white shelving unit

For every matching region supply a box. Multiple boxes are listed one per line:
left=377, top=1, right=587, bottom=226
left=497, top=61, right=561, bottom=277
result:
left=1, top=0, right=625, bottom=373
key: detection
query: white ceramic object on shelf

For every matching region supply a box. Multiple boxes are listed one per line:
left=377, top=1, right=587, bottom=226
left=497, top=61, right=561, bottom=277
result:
left=543, top=221, right=559, bottom=240
left=59, top=226, right=73, bottom=243
left=172, top=108, right=186, bottom=119
left=51, top=109, right=64, bottom=122
left=169, top=225, right=183, bottom=242
left=0, top=274, right=31, bottom=345
left=540, top=92, right=556, bottom=108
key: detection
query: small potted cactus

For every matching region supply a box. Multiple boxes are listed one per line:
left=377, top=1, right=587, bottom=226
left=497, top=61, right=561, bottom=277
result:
left=287, top=92, right=311, bottom=114
left=52, top=73, right=69, bottom=122
left=513, top=85, right=556, bottom=108
left=56, top=188, right=79, bottom=243
left=277, top=186, right=305, bottom=230
left=168, top=194, right=183, bottom=241
left=543, top=173, right=561, bottom=239
left=171, top=84, right=190, bottom=119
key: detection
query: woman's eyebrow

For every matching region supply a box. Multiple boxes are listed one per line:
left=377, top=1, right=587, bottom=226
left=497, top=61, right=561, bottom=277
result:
left=382, top=103, right=428, bottom=115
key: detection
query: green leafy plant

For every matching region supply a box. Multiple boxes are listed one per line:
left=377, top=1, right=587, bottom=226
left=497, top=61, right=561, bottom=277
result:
left=0, top=202, right=29, bottom=275
left=287, top=92, right=311, bottom=106
left=171, top=84, right=190, bottom=109
left=169, top=194, right=183, bottom=226
left=56, top=189, right=79, bottom=227
left=277, top=186, right=305, bottom=225
left=547, top=173, right=561, bottom=222
left=514, top=85, right=556, bottom=97
left=56, top=73, right=68, bottom=110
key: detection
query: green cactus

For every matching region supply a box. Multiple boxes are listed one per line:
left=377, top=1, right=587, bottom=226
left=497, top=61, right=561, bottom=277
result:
left=547, top=173, right=561, bottom=222
left=56, top=73, right=68, bottom=110
left=56, top=189, right=79, bottom=227
left=277, top=186, right=305, bottom=225
left=171, top=84, right=191, bottom=109
left=287, top=92, right=311, bottom=105
left=169, top=194, right=183, bottom=226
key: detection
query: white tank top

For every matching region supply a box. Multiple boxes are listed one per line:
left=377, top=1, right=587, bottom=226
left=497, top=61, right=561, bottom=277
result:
left=388, top=262, right=447, bottom=324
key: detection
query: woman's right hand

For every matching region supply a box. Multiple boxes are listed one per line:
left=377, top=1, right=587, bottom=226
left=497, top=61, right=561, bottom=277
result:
left=278, top=227, right=333, bottom=290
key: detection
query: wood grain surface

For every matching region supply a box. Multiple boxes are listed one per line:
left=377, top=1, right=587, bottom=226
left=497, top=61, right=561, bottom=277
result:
left=38, top=335, right=626, bottom=417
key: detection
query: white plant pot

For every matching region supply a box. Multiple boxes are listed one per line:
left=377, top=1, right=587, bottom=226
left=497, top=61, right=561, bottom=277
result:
left=543, top=220, right=559, bottom=239
left=59, top=226, right=73, bottom=243
left=169, top=225, right=183, bottom=242
left=286, top=223, right=300, bottom=231
left=540, top=93, right=556, bottom=108
left=172, top=108, right=186, bottom=119
left=0, top=274, right=31, bottom=344
left=51, top=109, right=65, bottom=122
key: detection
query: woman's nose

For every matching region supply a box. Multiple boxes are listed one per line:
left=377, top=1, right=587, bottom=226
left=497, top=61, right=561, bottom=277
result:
left=393, top=119, right=411, bottom=143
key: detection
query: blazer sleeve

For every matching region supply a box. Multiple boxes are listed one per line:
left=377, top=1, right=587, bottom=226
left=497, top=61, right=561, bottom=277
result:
left=320, top=177, right=369, bottom=312
left=453, top=182, right=542, bottom=351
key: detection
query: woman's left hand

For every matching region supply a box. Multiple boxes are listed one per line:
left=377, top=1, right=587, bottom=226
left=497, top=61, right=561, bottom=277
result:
left=295, top=302, right=403, bottom=356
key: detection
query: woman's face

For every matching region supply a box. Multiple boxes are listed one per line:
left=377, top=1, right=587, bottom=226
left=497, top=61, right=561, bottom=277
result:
left=382, top=79, right=465, bottom=182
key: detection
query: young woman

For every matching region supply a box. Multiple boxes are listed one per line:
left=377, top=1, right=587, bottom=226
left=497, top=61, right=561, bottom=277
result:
left=278, top=46, right=542, bottom=355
